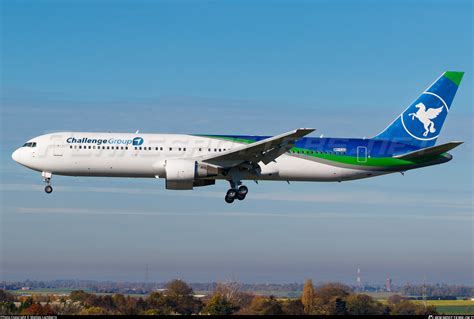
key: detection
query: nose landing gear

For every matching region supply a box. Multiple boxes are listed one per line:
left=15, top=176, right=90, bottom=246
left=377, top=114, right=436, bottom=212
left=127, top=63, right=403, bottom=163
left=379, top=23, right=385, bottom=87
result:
left=42, top=171, right=53, bottom=194
left=45, top=185, right=53, bottom=194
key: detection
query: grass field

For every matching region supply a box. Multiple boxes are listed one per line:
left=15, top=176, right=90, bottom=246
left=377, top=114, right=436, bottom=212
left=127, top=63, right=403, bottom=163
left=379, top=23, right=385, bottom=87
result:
left=364, top=293, right=474, bottom=315
left=411, top=300, right=474, bottom=315
left=7, top=288, right=148, bottom=298
left=7, top=288, right=78, bottom=295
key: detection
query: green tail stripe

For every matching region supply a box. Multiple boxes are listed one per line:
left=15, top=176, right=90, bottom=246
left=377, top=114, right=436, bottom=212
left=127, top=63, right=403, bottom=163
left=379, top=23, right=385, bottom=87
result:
left=444, top=71, right=464, bottom=86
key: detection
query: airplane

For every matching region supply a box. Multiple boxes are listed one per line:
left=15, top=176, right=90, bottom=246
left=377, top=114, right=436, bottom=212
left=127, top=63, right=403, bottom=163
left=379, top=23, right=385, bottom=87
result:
left=12, top=71, right=464, bottom=203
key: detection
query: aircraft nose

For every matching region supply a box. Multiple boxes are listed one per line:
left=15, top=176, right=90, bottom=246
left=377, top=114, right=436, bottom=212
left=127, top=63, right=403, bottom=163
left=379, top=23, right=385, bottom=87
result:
left=12, top=148, right=21, bottom=163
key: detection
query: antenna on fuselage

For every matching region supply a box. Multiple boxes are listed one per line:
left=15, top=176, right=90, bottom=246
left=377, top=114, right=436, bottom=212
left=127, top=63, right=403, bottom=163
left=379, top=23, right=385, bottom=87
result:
left=135, top=130, right=140, bottom=134
left=320, top=134, right=324, bottom=138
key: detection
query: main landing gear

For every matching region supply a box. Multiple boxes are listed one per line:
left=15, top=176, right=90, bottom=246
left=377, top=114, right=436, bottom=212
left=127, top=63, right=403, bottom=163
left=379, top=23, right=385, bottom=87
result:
left=42, top=171, right=53, bottom=194
left=225, top=185, right=249, bottom=204
left=223, top=167, right=249, bottom=204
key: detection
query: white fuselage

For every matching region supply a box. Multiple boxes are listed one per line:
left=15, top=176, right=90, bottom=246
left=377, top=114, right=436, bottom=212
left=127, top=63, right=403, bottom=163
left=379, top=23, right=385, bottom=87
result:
left=12, top=132, right=385, bottom=184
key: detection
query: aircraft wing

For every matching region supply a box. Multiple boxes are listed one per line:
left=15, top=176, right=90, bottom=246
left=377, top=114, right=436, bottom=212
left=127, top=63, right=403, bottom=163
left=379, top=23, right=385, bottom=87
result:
left=201, top=128, right=315, bottom=167
left=393, top=141, right=463, bottom=160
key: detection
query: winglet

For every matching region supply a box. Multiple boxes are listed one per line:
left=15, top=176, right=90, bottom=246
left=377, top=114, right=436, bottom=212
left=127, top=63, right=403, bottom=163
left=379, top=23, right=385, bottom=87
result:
left=293, top=128, right=316, bottom=137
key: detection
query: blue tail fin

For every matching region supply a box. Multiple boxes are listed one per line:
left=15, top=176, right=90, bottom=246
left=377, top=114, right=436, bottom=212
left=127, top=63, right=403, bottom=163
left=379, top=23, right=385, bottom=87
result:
left=373, top=71, right=463, bottom=148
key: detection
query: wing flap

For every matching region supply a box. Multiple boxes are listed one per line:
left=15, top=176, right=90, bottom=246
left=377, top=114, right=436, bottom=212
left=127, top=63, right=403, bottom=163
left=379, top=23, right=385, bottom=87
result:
left=393, top=141, right=463, bottom=160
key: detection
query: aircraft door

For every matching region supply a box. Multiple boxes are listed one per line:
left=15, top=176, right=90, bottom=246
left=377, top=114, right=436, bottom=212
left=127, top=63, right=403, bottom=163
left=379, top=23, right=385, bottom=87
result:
left=357, top=146, right=367, bottom=163
left=54, top=141, right=63, bottom=156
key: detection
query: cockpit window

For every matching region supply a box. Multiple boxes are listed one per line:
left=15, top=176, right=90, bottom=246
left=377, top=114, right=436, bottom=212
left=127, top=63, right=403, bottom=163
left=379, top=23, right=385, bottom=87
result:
left=22, top=142, right=37, bottom=148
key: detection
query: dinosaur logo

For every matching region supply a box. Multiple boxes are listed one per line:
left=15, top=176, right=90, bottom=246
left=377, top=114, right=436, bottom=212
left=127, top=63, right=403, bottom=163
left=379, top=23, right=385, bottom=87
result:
left=408, top=103, right=443, bottom=137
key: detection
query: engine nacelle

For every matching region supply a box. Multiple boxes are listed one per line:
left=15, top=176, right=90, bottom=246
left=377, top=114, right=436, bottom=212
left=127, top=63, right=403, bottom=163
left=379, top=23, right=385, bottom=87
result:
left=165, top=159, right=218, bottom=190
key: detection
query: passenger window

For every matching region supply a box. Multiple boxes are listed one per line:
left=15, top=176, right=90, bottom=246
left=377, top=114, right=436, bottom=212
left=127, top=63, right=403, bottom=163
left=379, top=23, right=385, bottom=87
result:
left=178, top=148, right=181, bottom=151
left=183, top=148, right=186, bottom=151
left=125, top=147, right=128, bottom=150
left=148, top=147, right=151, bottom=150
left=155, top=147, right=158, bottom=150
left=70, top=145, right=73, bottom=149
left=199, top=148, right=202, bottom=151
left=160, top=147, right=163, bottom=151
left=89, top=146, right=92, bottom=149
left=169, top=147, right=172, bottom=151
left=79, top=145, right=82, bottom=149
left=214, top=148, right=217, bottom=152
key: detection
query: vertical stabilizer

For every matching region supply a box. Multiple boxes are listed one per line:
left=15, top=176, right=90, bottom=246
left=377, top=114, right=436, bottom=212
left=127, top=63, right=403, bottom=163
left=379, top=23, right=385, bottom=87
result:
left=373, top=71, right=463, bottom=148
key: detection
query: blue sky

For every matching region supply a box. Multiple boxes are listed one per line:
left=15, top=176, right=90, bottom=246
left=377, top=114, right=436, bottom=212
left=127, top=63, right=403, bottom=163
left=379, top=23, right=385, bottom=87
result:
left=1, top=0, right=472, bottom=285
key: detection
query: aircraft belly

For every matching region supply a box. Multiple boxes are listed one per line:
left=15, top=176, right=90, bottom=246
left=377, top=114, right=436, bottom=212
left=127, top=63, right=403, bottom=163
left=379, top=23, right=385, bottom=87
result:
left=271, top=155, right=342, bottom=181
left=262, top=155, right=391, bottom=182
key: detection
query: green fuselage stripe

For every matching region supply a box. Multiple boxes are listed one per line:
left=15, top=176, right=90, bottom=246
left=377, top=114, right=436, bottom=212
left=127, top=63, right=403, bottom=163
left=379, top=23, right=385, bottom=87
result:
left=200, top=135, right=428, bottom=168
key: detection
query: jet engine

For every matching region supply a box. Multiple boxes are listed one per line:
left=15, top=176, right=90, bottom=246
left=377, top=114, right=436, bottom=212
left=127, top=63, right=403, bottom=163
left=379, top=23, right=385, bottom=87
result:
left=165, top=159, right=218, bottom=190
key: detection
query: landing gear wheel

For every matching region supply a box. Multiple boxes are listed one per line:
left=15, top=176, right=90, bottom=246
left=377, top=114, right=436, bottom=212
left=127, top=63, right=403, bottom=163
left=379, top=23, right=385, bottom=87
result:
left=44, top=185, right=53, bottom=194
left=226, top=189, right=237, bottom=199
left=236, top=193, right=246, bottom=200
left=238, top=185, right=248, bottom=196
left=225, top=188, right=237, bottom=204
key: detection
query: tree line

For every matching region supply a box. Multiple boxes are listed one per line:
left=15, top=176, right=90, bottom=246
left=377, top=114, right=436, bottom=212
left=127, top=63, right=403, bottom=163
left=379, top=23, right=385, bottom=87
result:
left=0, top=279, right=438, bottom=315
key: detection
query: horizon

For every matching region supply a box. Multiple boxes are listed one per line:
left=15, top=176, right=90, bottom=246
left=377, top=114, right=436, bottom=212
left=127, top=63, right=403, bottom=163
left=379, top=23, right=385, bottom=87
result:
left=1, top=0, right=473, bottom=285
left=4, top=277, right=471, bottom=288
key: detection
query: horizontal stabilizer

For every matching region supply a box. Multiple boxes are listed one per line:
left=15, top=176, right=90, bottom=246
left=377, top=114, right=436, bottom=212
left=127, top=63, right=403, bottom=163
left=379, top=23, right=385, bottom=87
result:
left=394, top=141, right=463, bottom=160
